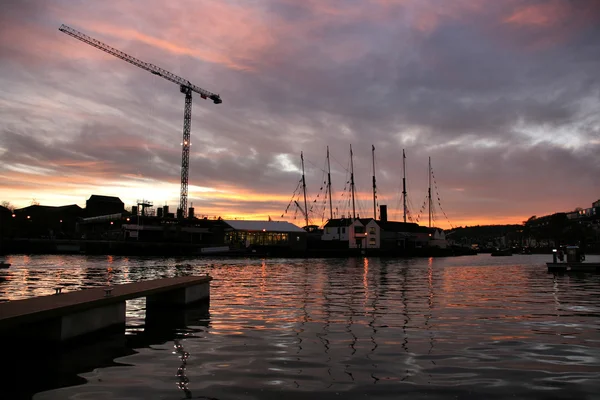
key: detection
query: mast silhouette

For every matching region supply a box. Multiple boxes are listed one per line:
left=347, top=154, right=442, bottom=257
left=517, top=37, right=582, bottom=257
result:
left=301, top=152, right=309, bottom=228
left=327, top=146, right=333, bottom=221
left=372, top=145, right=377, bottom=220
left=350, top=145, right=356, bottom=220
left=402, top=149, right=407, bottom=223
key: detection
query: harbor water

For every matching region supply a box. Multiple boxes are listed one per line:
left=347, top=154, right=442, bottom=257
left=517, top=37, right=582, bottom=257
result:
left=1, top=254, right=599, bottom=399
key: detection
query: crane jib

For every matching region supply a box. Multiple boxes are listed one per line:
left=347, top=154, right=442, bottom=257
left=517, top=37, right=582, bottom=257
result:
left=59, top=23, right=222, bottom=219
left=58, top=24, right=222, bottom=105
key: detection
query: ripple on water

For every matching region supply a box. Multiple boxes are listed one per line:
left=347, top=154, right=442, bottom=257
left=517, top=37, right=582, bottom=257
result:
left=0, top=254, right=599, bottom=399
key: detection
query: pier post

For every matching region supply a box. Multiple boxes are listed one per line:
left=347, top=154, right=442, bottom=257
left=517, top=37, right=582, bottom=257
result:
left=145, top=302, right=209, bottom=338
left=60, top=302, right=126, bottom=340
left=146, top=281, right=210, bottom=307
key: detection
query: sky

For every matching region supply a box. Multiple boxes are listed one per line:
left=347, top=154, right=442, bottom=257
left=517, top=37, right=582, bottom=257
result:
left=0, top=0, right=599, bottom=229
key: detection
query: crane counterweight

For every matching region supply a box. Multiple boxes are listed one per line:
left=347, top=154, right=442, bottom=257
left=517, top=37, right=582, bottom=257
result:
left=59, top=24, right=222, bottom=218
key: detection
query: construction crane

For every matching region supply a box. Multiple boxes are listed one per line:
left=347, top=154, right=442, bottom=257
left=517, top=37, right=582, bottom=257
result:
left=58, top=24, right=222, bottom=218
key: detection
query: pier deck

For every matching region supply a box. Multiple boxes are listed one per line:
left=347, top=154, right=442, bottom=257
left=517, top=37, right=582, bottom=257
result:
left=0, top=275, right=212, bottom=342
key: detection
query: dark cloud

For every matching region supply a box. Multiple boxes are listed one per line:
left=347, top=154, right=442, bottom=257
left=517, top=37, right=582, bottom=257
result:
left=1, top=0, right=599, bottom=226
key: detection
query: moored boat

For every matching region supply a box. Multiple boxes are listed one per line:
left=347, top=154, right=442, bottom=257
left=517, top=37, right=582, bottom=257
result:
left=547, top=262, right=600, bottom=272
left=491, top=248, right=512, bottom=256
left=546, top=245, right=600, bottom=272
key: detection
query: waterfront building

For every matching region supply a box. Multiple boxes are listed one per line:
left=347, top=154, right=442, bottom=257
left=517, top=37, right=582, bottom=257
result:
left=329, top=206, right=447, bottom=250
left=223, top=220, right=307, bottom=252
left=348, top=218, right=375, bottom=249
left=85, top=195, right=125, bottom=217
left=321, top=218, right=353, bottom=242
left=12, top=204, right=83, bottom=239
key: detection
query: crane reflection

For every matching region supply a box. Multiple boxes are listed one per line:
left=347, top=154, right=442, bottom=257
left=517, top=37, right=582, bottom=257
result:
left=174, top=339, right=192, bottom=399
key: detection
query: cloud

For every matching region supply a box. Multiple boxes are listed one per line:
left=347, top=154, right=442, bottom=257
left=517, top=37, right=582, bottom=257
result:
left=1, top=0, right=599, bottom=228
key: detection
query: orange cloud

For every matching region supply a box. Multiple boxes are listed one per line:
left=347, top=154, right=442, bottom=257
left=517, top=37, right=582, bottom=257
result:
left=53, top=1, right=277, bottom=72
left=501, top=1, right=600, bottom=49
left=504, top=1, right=569, bottom=27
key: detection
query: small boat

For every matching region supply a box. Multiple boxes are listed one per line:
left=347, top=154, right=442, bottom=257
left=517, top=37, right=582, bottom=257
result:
left=546, top=245, right=600, bottom=272
left=547, top=262, right=600, bottom=272
left=491, top=248, right=512, bottom=256
left=521, top=247, right=532, bottom=254
left=0, top=261, right=10, bottom=269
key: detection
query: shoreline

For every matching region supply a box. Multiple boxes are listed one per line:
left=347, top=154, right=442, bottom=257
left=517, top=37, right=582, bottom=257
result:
left=3, top=238, right=597, bottom=258
left=1, top=238, right=477, bottom=258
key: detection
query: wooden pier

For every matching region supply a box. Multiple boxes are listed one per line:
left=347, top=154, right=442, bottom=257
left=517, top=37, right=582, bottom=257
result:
left=0, top=275, right=212, bottom=343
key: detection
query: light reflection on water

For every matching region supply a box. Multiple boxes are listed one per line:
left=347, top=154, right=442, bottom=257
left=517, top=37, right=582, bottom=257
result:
left=0, top=254, right=599, bottom=399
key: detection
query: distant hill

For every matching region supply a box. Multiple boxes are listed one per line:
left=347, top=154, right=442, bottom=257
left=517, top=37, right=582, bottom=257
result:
left=446, top=225, right=522, bottom=241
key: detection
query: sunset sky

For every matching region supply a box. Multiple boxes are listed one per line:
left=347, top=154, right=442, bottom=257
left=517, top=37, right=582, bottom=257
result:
left=1, top=0, right=599, bottom=229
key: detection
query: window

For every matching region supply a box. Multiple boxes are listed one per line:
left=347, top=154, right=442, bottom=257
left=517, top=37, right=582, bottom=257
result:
left=341, top=227, right=346, bottom=234
left=225, top=231, right=288, bottom=246
left=354, top=226, right=365, bottom=234
left=369, top=227, right=376, bottom=234
left=369, top=238, right=376, bottom=244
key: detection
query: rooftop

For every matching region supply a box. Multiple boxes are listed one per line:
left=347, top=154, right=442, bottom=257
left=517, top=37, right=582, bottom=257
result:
left=223, top=220, right=305, bottom=233
left=87, top=195, right=124, bottom=204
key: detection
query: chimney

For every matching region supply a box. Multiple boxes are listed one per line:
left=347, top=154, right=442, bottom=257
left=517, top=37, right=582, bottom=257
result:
left=157, top=207, right=163, bottom=218
left=163, top=205, right=169, bottom=216
left=380, top=205, right=387, bottom=223
left=188, top=207, right=195, bottom=219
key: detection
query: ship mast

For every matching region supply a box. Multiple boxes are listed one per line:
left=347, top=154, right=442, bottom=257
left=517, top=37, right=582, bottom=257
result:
left=402, top=149, right=407, bottom=223
left=301, top=152, right=309, bottom=228
left=350, top=145, right=356, bottom=220
left=372, top=145, right=377, bottom=220
left=327, top=146, right=333, bottom=221
left=428, top=156, right=432, bottom=228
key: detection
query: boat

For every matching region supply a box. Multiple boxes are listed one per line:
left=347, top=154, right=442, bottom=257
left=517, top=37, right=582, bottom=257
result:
left=491, top=248, right=512, bottom=256
left=546, top=245, right=600, bottom=272
left=0, top=261, right=10, bottom=269
left=547, top=262, right=600, bottom=272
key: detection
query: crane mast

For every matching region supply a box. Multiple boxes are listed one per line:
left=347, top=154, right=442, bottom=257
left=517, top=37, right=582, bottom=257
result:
left=372, top=145, right=377, bottom=220
left=59, top=24, right=222, bottom=218
left=350, top=145, right=356, bottom=220
left=428, top=157, right=432, bottom=228
left=402, top=149, right=407, bottom=223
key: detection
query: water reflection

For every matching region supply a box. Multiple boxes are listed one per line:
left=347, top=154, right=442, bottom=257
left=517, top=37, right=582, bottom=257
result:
left=174, top=339, right=192, bottom=398
left=0, top=254, right=599, bottom=399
